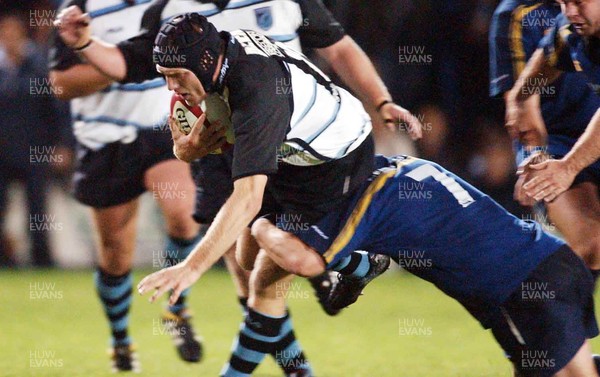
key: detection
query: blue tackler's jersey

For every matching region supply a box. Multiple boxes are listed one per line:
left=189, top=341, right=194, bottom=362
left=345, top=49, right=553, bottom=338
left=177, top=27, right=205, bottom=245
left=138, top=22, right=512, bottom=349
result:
left=490, top=0, right=598, bottom=137
left=292, top=156, right=564, bottom=325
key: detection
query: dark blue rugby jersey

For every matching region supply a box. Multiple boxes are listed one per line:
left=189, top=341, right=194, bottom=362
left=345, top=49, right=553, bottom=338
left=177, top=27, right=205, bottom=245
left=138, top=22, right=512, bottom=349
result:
left=294, top=155, right=564, bottom=325
left=490, top=0, right=598, bottom=137
left=542, top=12, right=600, bottom=93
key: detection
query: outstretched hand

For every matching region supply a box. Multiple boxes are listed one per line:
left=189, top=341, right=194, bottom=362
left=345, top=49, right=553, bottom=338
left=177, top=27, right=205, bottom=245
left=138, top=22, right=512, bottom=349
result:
left=137, top=262, right=202, bottom=306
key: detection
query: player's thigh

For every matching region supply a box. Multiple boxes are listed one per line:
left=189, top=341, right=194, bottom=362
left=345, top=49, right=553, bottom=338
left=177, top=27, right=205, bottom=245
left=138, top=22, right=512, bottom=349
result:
left=144, top=158, right=199, bottom=239
left=546, top=182, right=600, bottom=267
left=92, top=199, right=139, bottom=273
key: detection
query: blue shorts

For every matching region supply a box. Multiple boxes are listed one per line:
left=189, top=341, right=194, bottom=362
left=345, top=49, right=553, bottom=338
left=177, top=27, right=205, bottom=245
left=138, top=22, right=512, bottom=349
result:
left=487, top=246, right=597, bottom=377
left=515, top=136, right=600, bottom=186
left=73, top=128, right=174, bottom=208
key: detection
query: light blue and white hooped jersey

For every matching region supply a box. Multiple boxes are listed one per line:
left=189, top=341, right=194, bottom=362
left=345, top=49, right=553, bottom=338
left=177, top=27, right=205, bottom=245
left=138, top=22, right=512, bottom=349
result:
left=67, top=0, right=170, bottom=150
left=54, top=0, right=308, bottom=149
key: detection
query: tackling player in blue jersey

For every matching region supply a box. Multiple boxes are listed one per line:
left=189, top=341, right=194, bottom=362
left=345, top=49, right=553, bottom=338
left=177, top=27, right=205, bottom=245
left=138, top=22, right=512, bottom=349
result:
left=250, top=154, right=599, bottom=377
left=490, top=1, right=600, bottom=278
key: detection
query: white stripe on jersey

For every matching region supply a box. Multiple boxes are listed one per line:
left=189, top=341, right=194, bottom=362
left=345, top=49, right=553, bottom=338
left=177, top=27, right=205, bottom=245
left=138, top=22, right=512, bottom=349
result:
left=231, top=29, right=372, bottom=166
left=72, top=0, right=170, bottom=150
left=284, top=63, right=372, bottom=165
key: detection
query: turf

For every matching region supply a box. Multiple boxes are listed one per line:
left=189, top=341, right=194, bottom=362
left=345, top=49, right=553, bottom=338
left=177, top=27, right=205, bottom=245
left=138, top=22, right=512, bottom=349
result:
left=1, top=268, right=599, bottom=376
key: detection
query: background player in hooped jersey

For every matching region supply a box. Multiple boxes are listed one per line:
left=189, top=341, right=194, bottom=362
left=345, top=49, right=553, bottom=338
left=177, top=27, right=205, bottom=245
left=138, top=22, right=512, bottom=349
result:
left=48, top=0, right=207, bottom=372
left=490, top=1, right=600, bottom=279
left=502, top=0, right=600, bottom=269
left=52, top=1, right=422, bottom=376
left=134, top=14, right=600, bottom=377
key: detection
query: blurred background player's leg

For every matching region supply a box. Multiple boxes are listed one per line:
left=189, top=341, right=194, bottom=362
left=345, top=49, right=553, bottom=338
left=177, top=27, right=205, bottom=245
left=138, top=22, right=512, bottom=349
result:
left=92, top=199, right=141, bottom=373
left=26, top=165, right=54, bottom=267
left=0, top=170, right=17, bottom=268
left=145, top=158, right=203, bottom=362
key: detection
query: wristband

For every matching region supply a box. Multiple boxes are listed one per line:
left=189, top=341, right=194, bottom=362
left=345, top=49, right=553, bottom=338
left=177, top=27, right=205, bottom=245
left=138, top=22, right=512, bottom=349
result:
left=376, top=99, right=393, bottom=113
left=518, top=146, right=550, bottom=169
left=74, top=39, right=93, bottom=52
left=522, top=146, right=548, bottom=160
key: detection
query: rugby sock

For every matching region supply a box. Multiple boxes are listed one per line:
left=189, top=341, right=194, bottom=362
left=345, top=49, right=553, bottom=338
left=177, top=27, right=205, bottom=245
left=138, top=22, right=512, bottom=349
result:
left=94, top=268, right=133, bottom=347
left=331, top=250, right=371, bottom=278
left=270, top=312, right=311, bottom=374
left=235, top=298, right=308, bottom=372
left=220, top=308, right=312, bottom=376
left=165, top=235, right=201, bottom=314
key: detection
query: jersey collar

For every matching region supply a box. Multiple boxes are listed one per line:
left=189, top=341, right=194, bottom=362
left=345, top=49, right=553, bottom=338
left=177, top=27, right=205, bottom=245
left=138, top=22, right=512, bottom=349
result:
left=214, top=31, right=239, bottom=95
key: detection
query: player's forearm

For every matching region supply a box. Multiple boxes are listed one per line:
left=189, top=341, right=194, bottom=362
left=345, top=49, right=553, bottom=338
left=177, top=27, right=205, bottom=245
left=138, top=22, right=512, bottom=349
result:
left=511, top=49, right=560, bottom=102
left=185, top=175, right=266, bottom=275
left=49, top=64, right=113, bottom=100
left=503, top=92, right=548, bottom=146
left=317, top=36, right=391, bottom=112
left=77, top=37, right=128, bottom=82
left=562, top=108, right=600, bottom=175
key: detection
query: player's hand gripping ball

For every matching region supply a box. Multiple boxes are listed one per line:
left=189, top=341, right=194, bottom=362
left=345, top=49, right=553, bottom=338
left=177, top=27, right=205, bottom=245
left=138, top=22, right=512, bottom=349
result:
left=170, top=93, right=205, bottom=135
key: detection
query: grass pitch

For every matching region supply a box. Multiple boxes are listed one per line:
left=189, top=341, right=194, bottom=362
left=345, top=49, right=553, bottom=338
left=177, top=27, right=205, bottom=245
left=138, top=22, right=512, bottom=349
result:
left=2, top=268, right=599, bottom=376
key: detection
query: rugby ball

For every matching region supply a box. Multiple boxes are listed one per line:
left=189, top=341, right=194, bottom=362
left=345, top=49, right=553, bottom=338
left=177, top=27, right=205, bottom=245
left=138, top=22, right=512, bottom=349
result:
left=170, top=93, right=205, bottom=135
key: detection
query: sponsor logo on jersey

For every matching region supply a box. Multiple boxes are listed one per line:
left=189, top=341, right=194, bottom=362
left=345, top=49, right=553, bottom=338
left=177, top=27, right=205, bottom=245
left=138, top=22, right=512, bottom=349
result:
left=255, top=7, right=273, bottom=30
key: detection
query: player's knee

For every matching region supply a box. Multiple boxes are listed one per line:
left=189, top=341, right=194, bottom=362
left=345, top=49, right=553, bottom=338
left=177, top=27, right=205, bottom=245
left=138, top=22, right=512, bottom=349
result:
left=236, top=248, right=255, bottom=271
left=99, top=244, right=132, bottom=275
left=101, top=260, right=131, bottom=276
left=98, top=235, right=125, bottom=255
left=164, top=213, right=199, bottom=239
left=96, top=234, right=134, bottom=275
left=251, top=220, right=288, bottom=257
